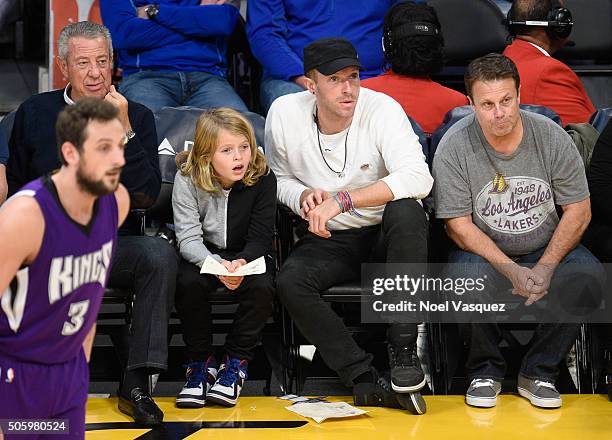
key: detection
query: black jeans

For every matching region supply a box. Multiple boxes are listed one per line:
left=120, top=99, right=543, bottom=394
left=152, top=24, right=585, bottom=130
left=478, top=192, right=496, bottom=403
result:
left=107, top=235, right=178, bottom=372
left=175, top=258, right=275, bottom=361
left=276, top=199, right=428, bottom=386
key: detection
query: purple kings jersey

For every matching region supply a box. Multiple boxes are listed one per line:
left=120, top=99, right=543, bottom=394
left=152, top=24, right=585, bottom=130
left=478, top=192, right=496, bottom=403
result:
left=0, top=176, right=118, bottom=364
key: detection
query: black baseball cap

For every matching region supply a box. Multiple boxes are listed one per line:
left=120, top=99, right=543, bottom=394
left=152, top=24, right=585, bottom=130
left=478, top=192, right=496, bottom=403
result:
left=303, top=38, right=363, bottom=76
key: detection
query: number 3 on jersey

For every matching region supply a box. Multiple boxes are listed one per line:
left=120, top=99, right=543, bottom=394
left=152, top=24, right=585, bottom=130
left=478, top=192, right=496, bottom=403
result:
left=62, top=299, right=90, bottom=335
left=1, top=270, right=29, bottom=332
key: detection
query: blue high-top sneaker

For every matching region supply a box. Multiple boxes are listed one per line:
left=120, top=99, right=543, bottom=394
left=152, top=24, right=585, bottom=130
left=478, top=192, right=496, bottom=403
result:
left=206, top=356, right=248, bottom=407
left=176, top=357, right=218, bottom=408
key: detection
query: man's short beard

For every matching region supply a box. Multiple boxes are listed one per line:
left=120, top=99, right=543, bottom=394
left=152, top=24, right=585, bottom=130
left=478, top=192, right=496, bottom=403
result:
left=76, top=165, right=117, bottom=197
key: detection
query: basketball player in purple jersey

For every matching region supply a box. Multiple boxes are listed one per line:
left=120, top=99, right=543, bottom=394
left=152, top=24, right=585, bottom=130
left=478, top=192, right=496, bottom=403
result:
left=0, top=98, right=129, bottom=439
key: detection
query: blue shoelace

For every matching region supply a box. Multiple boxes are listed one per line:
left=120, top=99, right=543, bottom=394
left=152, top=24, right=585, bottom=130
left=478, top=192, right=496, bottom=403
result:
left=184, top=361, right=205, bottom=388
left=218, top=359, right=247, bottom=387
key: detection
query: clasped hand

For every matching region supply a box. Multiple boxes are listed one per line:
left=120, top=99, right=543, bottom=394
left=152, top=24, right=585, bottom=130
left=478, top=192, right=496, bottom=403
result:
left=217, top=258, right=247, bottom=291
left=506, top=263, right=554, bottom=306
left=299, top=189, right=341, bottom=239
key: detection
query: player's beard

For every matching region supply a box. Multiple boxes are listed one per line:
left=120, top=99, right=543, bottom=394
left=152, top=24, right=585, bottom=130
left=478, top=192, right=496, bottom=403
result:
left=76, top=162, right=120, bottom=197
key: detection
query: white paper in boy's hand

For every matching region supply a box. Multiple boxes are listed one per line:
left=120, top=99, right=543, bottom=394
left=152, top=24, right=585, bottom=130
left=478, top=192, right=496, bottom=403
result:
left=200, top=256, right=266, bottom=276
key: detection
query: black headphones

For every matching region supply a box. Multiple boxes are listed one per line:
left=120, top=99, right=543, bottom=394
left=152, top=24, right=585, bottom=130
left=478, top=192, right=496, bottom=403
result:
left=383, top=21, right=442, bottom=57
left=506, top=0, right=573, bottom=40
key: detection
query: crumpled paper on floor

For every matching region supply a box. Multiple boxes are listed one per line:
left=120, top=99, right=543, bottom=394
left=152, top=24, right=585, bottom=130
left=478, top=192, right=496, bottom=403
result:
left=284, top=400, right=369, bottom=423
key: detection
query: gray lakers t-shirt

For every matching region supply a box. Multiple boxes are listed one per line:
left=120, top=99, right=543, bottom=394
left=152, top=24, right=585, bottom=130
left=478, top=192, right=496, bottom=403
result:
left=433, top=110, right=588, bottom=256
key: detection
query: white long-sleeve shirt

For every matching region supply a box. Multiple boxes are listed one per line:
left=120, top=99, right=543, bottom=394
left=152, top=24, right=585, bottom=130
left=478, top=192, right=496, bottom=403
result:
left=265, top=88, right=433, bottom=230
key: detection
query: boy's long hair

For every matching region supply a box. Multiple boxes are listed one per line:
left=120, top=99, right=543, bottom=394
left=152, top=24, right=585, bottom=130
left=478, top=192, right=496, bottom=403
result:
left=176, top=108, right=268, bottom=192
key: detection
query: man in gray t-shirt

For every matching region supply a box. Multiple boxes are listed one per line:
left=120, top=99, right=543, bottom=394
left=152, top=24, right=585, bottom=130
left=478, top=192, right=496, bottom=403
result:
left=435, top=109, right=588, bottom=256
left=432, top=54, right=603, bottom=410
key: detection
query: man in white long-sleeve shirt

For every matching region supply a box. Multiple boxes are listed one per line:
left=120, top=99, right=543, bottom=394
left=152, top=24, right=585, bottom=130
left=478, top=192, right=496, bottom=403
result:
left=266, top=38, right=433, bottom=413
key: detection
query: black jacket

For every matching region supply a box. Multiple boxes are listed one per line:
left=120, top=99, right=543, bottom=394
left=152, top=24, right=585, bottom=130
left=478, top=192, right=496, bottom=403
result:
left=7, top=89, right=161, bottom=203
left=7, top=89, right=161, bottom=232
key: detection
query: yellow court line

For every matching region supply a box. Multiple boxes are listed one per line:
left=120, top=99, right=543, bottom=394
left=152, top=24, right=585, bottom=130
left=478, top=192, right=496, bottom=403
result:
left=86, top=395, right=612, bottom=439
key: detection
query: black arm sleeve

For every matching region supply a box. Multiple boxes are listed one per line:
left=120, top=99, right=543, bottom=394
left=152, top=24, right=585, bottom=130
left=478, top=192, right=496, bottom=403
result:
left=235, top=170, right=277, bottom=263
left=121, top=103, right=161, bottom=209
left=6, top=104, right=32, bottom=196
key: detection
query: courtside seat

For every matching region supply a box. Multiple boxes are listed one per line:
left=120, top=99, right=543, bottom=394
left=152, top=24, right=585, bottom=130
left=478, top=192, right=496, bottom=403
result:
left=427, top=0, right=509, bottom=93
left=147, top=106, right=265, bottom=224
left=590, top=108, right=612, bottom=134
left=154, top=106, right=265, bottom=181
left=427, top=0, right=509, bottom=64
left=555, top=0, right=612, bottom=109
left=519, top=103, right=563, bottom=125
left=429, top=105, right=473, bottom=161
left=407, top=115, right=430, bottom=167
left=556, top=0, right=612, bottom=62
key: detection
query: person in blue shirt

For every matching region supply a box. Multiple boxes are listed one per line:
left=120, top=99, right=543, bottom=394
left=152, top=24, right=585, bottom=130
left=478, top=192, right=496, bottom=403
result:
left=247, top=0, right=409, bottom=114
left=100, top=0, right=248, bottom=113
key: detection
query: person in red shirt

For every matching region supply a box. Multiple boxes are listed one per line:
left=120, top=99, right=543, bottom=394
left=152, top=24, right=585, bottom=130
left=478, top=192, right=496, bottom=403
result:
left=362, top=2, right=468, bottom=136
left=503, top=0, right=595, bottom=126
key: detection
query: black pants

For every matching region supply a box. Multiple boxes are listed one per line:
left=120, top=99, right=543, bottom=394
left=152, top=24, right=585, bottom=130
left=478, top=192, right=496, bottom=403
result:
left=276, top=199, right=428, bottom=386
left=107, top=235, right=178, bottom=372
left=175, top=258, right=275, bottom=361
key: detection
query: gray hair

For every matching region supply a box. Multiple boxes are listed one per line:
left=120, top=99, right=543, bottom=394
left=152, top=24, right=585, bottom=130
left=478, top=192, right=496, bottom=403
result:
left=57, top=21, right=113, bottom=60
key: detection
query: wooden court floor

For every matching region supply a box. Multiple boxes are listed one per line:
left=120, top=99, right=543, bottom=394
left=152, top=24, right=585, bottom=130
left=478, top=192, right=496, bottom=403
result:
left=86, top=394, right=612, bottom=439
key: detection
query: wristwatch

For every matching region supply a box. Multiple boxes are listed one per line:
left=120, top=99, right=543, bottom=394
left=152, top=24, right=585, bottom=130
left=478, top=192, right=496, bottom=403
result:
left=125, top=129, right=136, bottom=141
left=145, top=4, right=159, bottom=20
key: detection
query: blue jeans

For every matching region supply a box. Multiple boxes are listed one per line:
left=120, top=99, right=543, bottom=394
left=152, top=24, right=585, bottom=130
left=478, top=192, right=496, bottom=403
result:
left=445, top=244, right=604, bottom=382
left=107, top=235, right=178, bottom=371
left=119, top=71, right=248, bottom=113
left=259, top=76, right=304, bottom=114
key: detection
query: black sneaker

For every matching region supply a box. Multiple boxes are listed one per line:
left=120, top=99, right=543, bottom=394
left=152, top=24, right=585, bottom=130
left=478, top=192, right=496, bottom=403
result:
left=353, top=371, right=402, bottom=409
left=387, top=324, right=426, bottom=392
left=396, top=391, right=427, bottom=415
left=118, top=387, right=163, bottom=426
